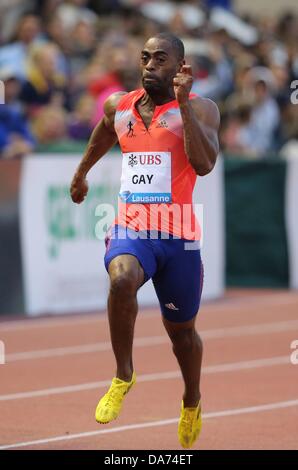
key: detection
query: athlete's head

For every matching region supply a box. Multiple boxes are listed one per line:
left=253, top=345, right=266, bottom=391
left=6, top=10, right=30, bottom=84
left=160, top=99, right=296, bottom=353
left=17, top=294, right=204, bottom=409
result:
left=140, top=33, right=185, bottom=95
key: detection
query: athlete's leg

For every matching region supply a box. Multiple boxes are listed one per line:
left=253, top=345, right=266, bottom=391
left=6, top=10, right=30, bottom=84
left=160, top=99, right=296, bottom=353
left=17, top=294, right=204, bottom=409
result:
left=153, top=240, right=204, bottom=406
left=96, top=225, right=157, bottom=424
left=152, top=239, right=204, bottom=447
left=108, top=254, right=144, bottom=381
left=162, top=316, right=202, bottom=407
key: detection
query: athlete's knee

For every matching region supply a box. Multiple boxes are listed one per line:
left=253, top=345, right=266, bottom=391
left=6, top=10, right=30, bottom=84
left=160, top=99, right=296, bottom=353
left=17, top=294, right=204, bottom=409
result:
left=109, top=272, right=138, bottom=297
left=169, top=326, right=202, bottom=351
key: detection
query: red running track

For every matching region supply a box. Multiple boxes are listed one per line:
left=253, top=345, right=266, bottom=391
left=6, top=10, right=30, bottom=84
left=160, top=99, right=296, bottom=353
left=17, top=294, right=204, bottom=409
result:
left=0, top=289, right=298, bottom=450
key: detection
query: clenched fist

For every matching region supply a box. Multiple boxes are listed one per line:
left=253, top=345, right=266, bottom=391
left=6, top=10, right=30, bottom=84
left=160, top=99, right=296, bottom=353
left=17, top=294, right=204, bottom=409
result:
left=173, top=65, right=193, bottom=105
left=70, top=174, right=89, bottom=204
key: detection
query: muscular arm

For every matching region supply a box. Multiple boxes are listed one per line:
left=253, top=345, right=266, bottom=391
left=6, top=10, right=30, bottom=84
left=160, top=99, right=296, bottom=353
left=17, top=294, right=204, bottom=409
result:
left=70, top=91, right=126, bottom=203
left=174, top=65, right=220, bottom=176
left=180, top=98, right=220, bottom=176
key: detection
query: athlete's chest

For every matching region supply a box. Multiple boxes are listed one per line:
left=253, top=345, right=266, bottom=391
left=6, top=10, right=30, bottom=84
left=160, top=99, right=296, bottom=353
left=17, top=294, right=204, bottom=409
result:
left=135, top=102, right=155, bottom=130
left=117, top=108, right=183, bottom=145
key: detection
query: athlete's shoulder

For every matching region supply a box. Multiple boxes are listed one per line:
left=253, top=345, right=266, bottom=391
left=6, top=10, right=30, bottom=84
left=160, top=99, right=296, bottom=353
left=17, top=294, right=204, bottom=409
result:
left=103, top=89, right=143, bottom=130
left=103, top=92, right=127, bottom=118
left=116, top=89, right=144, bottom=111
left=190, top=96, right=220, bottom=129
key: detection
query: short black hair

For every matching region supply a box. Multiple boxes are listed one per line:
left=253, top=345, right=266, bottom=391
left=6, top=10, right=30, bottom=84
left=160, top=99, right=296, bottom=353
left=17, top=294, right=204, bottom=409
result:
left=151, top=33, right=185, bottom=61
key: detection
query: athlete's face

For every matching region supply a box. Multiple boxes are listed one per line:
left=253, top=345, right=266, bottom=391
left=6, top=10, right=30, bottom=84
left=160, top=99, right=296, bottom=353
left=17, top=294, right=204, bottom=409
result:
left=140, top=38, right=183, bottom=94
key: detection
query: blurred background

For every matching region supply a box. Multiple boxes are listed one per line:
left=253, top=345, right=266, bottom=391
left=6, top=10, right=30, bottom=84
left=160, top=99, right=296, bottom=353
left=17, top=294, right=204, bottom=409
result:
left=0, top=0, right=298, bottom=316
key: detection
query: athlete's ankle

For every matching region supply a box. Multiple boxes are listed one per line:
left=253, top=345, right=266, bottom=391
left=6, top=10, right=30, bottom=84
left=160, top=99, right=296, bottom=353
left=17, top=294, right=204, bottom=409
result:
left=116, top=368, right=134, bottom=382
left=183, top=392, right=201, bottom=408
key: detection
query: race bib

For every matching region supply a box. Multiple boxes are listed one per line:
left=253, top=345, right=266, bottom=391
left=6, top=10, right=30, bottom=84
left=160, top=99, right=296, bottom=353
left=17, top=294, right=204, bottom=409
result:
left=119, top=152, right=172, bottom=203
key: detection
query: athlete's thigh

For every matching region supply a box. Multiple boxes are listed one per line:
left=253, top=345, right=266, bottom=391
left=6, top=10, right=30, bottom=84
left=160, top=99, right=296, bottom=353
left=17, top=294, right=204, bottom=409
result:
left=108, top=254, right=145, bottom=289
left=104, top=224, right=158, bottom=285
left=153, top=241, right=204, bottom=323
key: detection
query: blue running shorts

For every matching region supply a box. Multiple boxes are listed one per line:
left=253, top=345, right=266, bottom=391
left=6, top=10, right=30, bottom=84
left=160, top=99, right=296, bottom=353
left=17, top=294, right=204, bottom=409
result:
left=104, top=225, right=204, bottom=323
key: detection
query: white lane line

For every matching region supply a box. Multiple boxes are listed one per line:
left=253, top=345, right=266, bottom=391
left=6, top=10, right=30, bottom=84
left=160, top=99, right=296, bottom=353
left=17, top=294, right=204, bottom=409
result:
left=201, top=319, right=298, bottom=339
left=1, top=292, right=297, bottom=332
left=1, top=398, right=298, bottom=449
left=210, top=292, right=298, bottom=310
left=6, top=336, right=168, bottom=362
left=5, top=319, right=298, bottom=362
left=0, top=355, right=291, bottom=402
left=0, top=310, right=158, bottom=332
left=0, top=313, right=102, bottom=332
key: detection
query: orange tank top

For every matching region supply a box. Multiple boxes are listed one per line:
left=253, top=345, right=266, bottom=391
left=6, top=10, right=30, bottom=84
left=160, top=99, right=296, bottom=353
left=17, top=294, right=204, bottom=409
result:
left=114, top=88, right=201, bottom=240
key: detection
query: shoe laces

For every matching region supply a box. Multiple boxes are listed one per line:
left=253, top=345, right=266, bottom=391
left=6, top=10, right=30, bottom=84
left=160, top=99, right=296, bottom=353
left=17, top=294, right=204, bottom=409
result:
left=181, top=410, right=195, bottom=433
left=105, top=381, right=128, bottom=406
left=181, top=403, right=201, bottom=433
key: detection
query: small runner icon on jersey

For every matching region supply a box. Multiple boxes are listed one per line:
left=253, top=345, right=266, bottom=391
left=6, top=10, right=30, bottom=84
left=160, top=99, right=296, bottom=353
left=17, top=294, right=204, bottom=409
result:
left=127, top=121, right=135, bottom=137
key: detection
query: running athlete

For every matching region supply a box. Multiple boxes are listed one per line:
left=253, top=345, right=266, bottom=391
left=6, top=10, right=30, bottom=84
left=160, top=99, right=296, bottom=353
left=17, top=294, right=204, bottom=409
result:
left=70, top=33, right=220, bottom=449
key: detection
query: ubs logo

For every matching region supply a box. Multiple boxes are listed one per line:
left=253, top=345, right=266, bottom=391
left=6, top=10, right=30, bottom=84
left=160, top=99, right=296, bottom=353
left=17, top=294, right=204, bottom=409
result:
left=128, top=154, right=138, bottom=167
left=128, top=154, right=162, bottom=167
left=139, top=155, right=161, bottom=165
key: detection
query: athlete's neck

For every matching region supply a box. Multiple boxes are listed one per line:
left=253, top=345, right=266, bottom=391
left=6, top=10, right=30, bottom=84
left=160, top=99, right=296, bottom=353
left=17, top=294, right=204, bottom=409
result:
left=142, top=89, right=176, bottom=107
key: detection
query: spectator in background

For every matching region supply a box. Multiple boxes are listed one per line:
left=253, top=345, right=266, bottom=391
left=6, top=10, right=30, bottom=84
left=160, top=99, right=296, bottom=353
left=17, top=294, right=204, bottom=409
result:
left=68, top=19, right=97, bottom=75
left=88, top=39, right=140, bottom=124
left=247, top=69, right=280, bottom=154
left=44, top=13, right=68, bottom=52
left=205, top=0, right=232, bottom=10
left=0, top=108, right=35, bottom=160
left=0, top=2, right=296, bottom=159
left=0, top=13, right=42, bottom=80
left=0, top=65, right=35, bottom=159
left=191, top=44, right=233, bottom=101
left=223, top=65, right=280, bottom=156
left=31, top=105, right=68, bottom=148
left=20, top=42, right=68, bottom=116
left=0, top=67, right=23, bottom=112
left=0, top=0, right=35, bottom=44
left=42, top=13, right=70, bottom=77
left=220, top=97, right=257, bottom=157
left=68, top=94, right=95, bottom=141
left=56, top=0, right=97, bottom=34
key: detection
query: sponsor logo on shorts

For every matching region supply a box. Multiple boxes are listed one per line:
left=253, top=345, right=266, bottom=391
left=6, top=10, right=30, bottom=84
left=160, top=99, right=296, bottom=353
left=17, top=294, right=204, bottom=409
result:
left=165, top=303, right=179, bottom=310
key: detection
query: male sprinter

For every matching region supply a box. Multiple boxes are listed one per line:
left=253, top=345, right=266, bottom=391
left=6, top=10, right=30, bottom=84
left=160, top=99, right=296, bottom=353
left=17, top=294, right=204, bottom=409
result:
left=70, top=33, right=219, bottom=448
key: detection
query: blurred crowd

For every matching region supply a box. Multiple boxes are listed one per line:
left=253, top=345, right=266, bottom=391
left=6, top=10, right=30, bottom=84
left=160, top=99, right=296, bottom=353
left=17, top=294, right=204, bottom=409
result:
left=0, top=0, right=297, bottom=159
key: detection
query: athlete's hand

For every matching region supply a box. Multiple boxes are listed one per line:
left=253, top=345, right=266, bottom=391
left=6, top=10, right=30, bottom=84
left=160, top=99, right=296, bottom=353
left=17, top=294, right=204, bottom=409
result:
left=70, top=173, right=89, bottom=204
left=173, top=65, right=193, bottom=105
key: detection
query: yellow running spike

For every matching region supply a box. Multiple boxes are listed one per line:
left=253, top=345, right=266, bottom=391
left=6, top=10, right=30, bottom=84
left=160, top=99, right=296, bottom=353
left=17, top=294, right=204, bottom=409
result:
left=178, top=400, right=202, bottom=448
left=95, top=372, right=136, bottom=424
